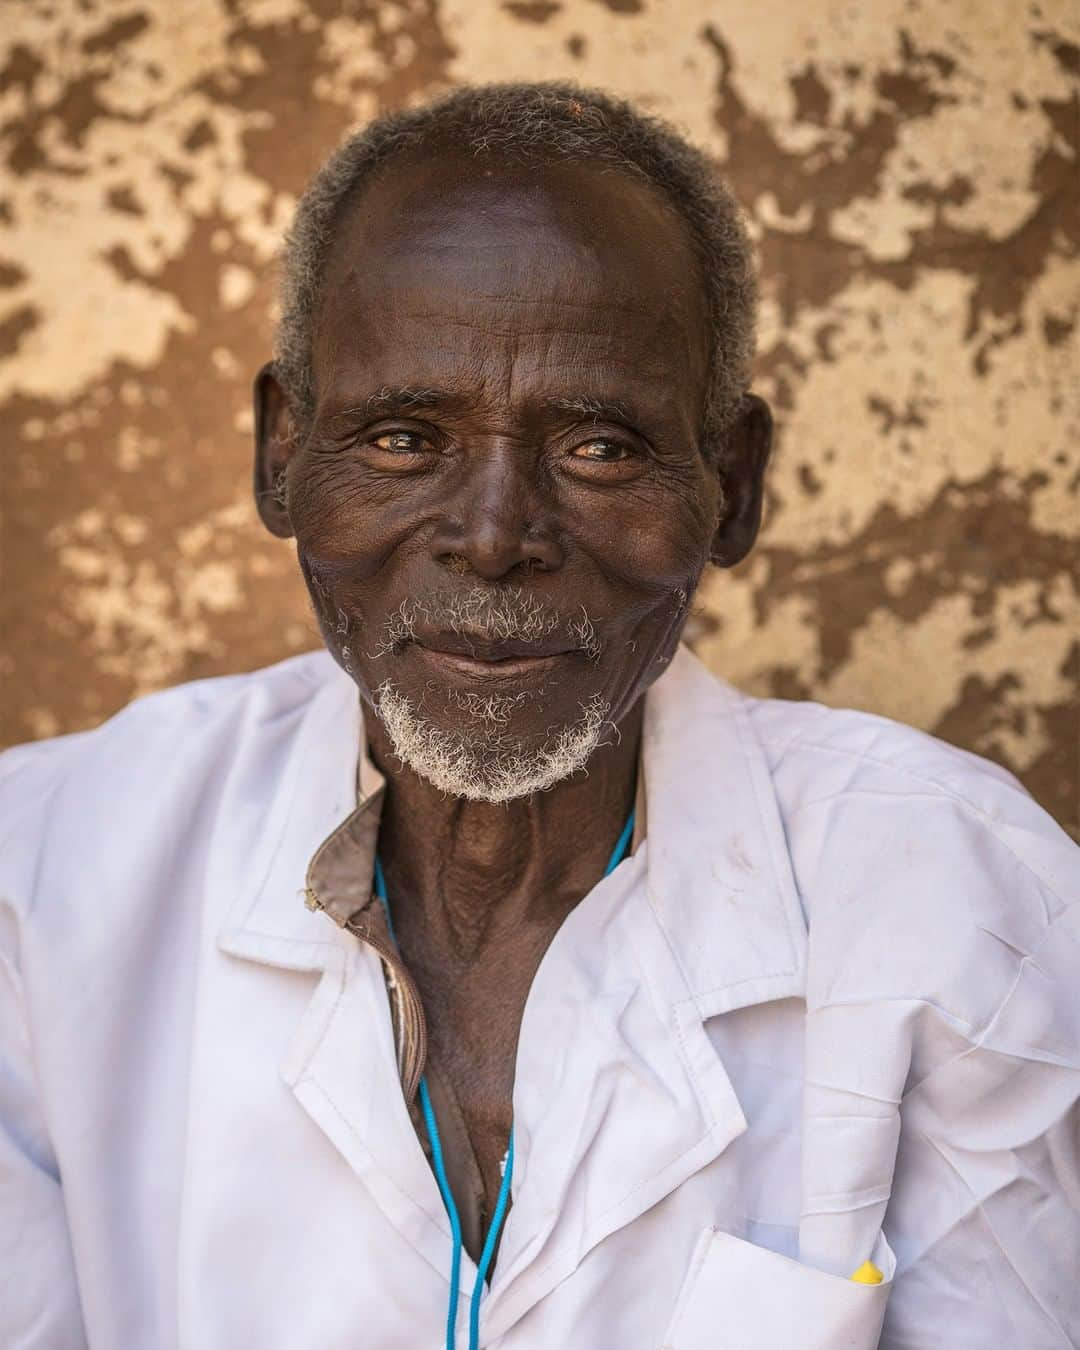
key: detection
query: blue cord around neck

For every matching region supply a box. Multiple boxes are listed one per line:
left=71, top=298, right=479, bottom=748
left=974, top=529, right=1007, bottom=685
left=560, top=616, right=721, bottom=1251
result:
left=374, top=807, right=635, bottom=1350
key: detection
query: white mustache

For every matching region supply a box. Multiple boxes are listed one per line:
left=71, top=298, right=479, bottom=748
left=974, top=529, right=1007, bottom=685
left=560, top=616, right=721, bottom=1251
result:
left=370, top=586, right=603, bottom=661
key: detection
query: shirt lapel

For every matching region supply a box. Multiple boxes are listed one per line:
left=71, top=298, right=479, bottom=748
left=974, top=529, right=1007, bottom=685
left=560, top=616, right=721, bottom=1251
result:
left=214, top=654, right=363, bottom=975
left=480, top=645, right=809, bottom=1341
left=639, top=643, right=808, bottom=1018
left=202, top=656, right=455, bottom=1292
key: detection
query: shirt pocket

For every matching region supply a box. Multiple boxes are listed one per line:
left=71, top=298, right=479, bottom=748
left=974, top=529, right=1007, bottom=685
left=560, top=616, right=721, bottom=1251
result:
left=660, top=1227, right=895, bottom=1350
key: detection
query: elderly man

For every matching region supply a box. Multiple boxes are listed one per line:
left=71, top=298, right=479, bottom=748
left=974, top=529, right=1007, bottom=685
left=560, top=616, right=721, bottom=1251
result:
left=2, top=83, right=1078, bottom=1350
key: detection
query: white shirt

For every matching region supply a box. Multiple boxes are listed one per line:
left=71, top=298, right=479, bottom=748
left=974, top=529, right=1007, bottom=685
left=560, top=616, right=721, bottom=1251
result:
left=2, top=644, right=1077, bottom=1349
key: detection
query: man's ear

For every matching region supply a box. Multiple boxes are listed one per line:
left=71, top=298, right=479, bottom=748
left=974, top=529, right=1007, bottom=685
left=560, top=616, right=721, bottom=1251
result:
left=708, top=394, right=773, bottom=567
left=253, top=361, right=299, bottom=539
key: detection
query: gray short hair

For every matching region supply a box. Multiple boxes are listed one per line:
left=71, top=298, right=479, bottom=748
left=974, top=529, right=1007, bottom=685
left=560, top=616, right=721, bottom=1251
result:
left=275, top=81, right=757, bottom=463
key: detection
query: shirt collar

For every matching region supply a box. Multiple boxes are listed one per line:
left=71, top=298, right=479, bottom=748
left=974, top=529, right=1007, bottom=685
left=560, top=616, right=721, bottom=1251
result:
left=639, top=643, right=807, bottom=1014
left=218, top=644, right=806, bottom=1010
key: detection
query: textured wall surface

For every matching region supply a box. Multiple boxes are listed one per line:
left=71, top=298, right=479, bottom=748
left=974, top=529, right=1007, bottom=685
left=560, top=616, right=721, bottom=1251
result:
left=2, top=0, right=1077, bottom=833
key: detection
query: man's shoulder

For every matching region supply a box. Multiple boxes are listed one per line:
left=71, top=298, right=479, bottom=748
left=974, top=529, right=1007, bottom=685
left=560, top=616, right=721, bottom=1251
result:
left=672, top=647, right=1036, bottom=830
left=744, top=689, right=1027, bottom=811
left=0, top=650, right=340, bottom=896
left=730, top=687, right=1078, bottom=1051
left=2, top=648, right=336, bottom=775
left=740, top=688, right=1074, bottom=896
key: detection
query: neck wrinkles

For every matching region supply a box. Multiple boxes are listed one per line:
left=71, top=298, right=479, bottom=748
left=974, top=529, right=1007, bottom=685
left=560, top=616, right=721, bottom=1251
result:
left=367, top=699, right=643, bottom=965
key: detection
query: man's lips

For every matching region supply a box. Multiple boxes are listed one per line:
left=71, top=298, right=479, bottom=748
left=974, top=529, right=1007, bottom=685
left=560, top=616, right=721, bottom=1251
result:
left=409, top=632, right=575, bottom=678
left=412, top=632, right=574, bottom=661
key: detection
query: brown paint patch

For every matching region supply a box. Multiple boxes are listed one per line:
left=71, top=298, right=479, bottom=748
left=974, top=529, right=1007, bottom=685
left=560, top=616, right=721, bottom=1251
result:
left=0, top=259, right=27, bottom=287
left=0, top=45, right=45, bottom=97
left=82, top=12, right=152, bottom=56
left=0, top=304, right=39, bottom=359
left=1032, top=29, right=1080, bottom=75
left=934, top=649, right=1078, bottom=831
left=101, top=245, right=146, bottom=284
left=1043, top=312, right=1076, bottom=345
left=866, top=394, right=928, bottom=436
left=901, top=176, right=974, bottom=208
left=789, top=64, right=831, bottom=125
left=502, top=1, right=563, bottom=21
left=756, top=469, right=1072, bottom=676
left=105, top=184, right=144, bottom=216
left=182, top=119, right=216, bottom=152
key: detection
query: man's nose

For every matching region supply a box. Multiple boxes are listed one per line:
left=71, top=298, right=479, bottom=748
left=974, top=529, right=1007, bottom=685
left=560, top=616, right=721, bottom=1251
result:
left=429, top=447, right=565, bottom=581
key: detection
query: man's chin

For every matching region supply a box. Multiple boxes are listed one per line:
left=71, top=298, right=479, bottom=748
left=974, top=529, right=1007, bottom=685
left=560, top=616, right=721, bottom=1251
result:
left=372, top=679, right=611, bottom=803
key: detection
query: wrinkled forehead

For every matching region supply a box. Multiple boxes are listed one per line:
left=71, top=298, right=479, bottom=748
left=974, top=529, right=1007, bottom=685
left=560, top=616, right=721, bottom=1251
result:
left=312, top=151, right=711, bottom=398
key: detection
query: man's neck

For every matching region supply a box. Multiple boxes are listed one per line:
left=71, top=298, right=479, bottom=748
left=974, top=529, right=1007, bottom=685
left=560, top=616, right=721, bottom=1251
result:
left=365, top=700, right=643, bottom=968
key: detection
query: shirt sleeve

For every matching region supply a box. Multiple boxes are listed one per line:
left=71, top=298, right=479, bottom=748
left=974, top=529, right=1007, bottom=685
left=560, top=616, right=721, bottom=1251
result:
left=793, top=776, right=1080, bottom=1349
left=883, top=869, right=1080, bottom=1350
left=1, top=859, right=88, bottom=1348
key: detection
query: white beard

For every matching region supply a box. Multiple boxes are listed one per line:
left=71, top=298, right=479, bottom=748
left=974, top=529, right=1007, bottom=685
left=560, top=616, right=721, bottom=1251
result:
left=374, top=680, right=611, bottom=802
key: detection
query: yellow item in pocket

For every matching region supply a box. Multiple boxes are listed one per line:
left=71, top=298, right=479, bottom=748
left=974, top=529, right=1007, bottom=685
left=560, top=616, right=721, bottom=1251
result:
left=849, top=1260, right=884, bottom=1285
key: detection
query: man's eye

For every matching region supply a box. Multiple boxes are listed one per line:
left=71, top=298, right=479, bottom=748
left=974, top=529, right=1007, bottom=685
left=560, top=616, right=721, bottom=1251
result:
left=369, top=431, right=430, bottom=454
left=571, top=438, right=630, bottom=462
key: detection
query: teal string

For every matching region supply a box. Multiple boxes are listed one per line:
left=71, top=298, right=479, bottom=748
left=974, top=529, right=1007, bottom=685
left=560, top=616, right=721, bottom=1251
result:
left=419, top=1077, right=465, bottom=1349
left=374, top=807, right=634, bottom=1350
left=376, top=859, right=464, bottom=1345
left=468, top=1130, right=515, bottom=1348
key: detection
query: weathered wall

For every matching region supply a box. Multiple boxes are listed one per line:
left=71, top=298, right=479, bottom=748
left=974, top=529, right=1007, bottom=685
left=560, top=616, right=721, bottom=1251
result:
left=2, top=0, right=1077, bottom=833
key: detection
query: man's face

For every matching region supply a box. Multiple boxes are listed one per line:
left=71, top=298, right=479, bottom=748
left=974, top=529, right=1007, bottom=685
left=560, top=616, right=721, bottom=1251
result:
left=257, top=153, right=762, bottom=800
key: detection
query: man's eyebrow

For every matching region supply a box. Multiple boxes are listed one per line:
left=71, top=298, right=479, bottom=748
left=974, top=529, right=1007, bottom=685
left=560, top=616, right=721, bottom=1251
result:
left=545, top=395, right=636, bottom=423
left=329, top=386, right=455, bottom=421
left=326, top=389, right=642, bottom=426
